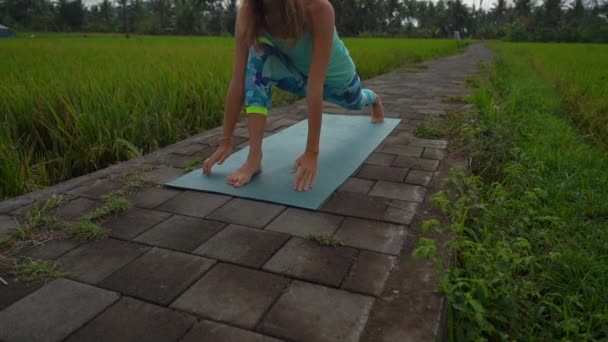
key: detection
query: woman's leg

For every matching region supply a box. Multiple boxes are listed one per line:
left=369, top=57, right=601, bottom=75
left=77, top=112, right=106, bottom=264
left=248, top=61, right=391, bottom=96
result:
left=228, top=43, right=306, bottom=187
left=325, top=74, right=384, bottom=123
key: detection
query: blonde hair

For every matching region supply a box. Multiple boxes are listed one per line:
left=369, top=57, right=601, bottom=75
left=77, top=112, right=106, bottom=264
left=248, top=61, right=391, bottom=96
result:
left=237, top=0, right=309, bottom=47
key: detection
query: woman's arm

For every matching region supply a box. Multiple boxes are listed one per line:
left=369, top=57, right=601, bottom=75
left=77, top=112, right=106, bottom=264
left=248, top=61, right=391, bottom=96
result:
left=305, top=0, right=334, bottom=153
left=203, top=13, right=249, bottom=175
left=292, top=0, right=335, bottom=191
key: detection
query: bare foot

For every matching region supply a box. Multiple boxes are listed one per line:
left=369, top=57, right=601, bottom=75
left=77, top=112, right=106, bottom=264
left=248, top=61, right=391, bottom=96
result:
left=227, top=156, right=262, bottom=188
left=372, top=95, right=385, bottom=123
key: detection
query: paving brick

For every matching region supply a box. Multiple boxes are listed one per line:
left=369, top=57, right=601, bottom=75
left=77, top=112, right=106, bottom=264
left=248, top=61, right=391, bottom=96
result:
left=100, top=247, right=215, bottom=305
left=0, top=279, right=119, bottom=342
left=422, top=147, right=446, bottom=160
left=142, top=165, right=184, bottom=184
left=337, top=177, right=375, bottom=194
left=148, top=153, right=198, bottom=169
left=8, top=204, right=34, bottom=218
left=369, top=181, right=427, bottom=203
left=236, top=140, right=250, bottom=149
left=171, top=142, right=210, bottom=156
left=393, top=156, right=440, bottom=171
left=198, top=132, right=247, bottom=147
left=321, top=191, right=418, bottom=225
left=20, top=239, right=79, bottom=260
left=380, top=145, right=423, bottom=157
left=335, top=218, right=407, bottom=255
left=384, top=200, right=418, bottom=225
left=384, top=134, right=414, bottom=146
left=181, top=320, right=283, bottom=342
left=51, top=197, right=104, bottom=221
left=156, top=191, right=231, bottom=218
left=322, top=192, right=388, bottom=220
left=58, top=239, right=149, bottom=284
left=172, top=263, right=289, bottom=329
left=265, top=208, right=343, bottom=238
left=0, top=197, right=34, bottom=215
left=259, top=281, right=374, bottom=342
left=66, top=297, right=196, bottom=342
left=409, top=138, right=448, bottom=149
left=404, top=170, right=433, bottom=186
left=0, top=214, right=19, bottom=235
left=342, top=251, right=397, bottom=296
left=67, top=178, right=124, bottom=199
left=102, top=208, right=171, bottom=240
left=194, top=225, right=289, bottom=268
left=190, top=132, right=215, bottom=145
left=365, top=153, right=396, bottom=166
left=357, top=165, right=409, bottom=182
left=263, top=238, right=356, bottom=287
left=207, top=198, right=285, bottom=228
left=0, top=271, right=43, bottom=310
left=134, top=215, right=224, bottom=252
left=128, top=187, right=181, bottom=209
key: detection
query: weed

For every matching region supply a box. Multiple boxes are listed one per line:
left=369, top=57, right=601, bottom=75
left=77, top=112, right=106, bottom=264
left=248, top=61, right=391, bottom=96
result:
left=414, top=121, right=444, bottom=139
left=83, top=192, right=131, bottom=222
left=307, top=234, right=344, bottom=247
left=66, top=220, right=109, bottom=241
left=121, top=169, right=148, bottom=192
left=185, top=159, right=200, bottom=173
left=12, top=258, right=65, bottom=282
left=443, top=95, right=469, bottom=104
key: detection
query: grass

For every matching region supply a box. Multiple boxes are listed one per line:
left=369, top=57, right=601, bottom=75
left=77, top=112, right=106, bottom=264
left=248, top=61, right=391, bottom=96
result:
left=185, top=158, right=201, bottom=173
left=307, top=234, right=344, bottom=247
left=12, top=258, right=65, bottom=282
left=65, top=220, right=108, bottom=241
left=0, top=35, right=465, bottom=199
left=83, top=191, right=132, bottom=222
left=414, top=46, right=608, bottom=340
left=414, top=121, right=444, bottom=139
left=0, top=168, right=145, bottom=281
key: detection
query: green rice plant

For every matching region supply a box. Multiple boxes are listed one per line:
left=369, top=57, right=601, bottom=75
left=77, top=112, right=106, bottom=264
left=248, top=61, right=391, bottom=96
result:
left=500, top=43, right=608, bottom=149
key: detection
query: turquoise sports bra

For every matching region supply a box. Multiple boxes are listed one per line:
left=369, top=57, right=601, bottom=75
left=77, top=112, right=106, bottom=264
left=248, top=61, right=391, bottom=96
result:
left=259, top=27, right=356, bottom=86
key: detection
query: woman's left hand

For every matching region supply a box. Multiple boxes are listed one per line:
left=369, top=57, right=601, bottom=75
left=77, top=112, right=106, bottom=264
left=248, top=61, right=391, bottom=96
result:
left=291, top=151, right=319, bottom=192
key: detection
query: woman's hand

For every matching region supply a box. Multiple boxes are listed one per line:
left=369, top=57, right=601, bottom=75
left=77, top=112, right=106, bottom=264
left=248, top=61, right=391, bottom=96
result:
left=291, top=151, right=319, bottom=192
left=202, top=138, right=234, bottom=176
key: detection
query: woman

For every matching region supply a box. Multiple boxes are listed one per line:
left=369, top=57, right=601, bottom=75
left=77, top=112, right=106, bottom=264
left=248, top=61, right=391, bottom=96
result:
left=203, top=0, right=384, bottom=192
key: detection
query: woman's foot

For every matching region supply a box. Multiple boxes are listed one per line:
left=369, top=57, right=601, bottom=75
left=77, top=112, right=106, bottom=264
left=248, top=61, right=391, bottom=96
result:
left=227, top=155, right=262, bottom=188
left=372, top=95, right=385, bottom=123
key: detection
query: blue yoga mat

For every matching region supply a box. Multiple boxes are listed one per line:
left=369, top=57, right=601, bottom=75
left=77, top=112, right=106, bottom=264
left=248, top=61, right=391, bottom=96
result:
left=165, top=114, right=400, bottom=210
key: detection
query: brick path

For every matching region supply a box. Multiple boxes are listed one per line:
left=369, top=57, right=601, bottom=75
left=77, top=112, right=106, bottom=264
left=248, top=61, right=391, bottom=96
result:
left=0, top=44, right=493, bottom=342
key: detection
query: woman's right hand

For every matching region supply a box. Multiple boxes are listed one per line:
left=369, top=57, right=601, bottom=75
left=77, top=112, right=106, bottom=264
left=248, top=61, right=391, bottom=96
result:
left=202, top=138, right=234, bottom=176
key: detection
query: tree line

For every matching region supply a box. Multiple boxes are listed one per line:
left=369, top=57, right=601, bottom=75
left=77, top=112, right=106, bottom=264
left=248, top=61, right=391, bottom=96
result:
left=1, top=0, right=607, bottom=41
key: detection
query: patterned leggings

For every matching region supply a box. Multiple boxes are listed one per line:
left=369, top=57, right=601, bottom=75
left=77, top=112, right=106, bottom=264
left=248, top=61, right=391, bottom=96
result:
left=244, top=43, right=377, bottom=115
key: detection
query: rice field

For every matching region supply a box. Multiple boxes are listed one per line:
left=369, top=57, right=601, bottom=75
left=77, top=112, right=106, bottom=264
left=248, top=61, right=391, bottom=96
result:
left=0, top=35, right=464, bottom=199
left=499, top=43, right=608, bottom=149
